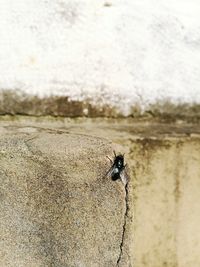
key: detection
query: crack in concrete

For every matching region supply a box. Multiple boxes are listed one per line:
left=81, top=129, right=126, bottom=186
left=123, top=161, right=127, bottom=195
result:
left=117, top=182, right=129, bottom=267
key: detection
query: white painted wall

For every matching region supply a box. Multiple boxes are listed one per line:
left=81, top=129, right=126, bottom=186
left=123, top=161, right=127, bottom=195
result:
left=0, top=0, right=200, bottom=115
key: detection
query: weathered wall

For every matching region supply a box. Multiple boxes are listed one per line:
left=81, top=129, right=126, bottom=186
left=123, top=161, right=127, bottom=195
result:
left=0, top=0, right=200, bottom=116
left=1, top=117, right=200, bottom=267
left=130, top=138, right=200, bottom=267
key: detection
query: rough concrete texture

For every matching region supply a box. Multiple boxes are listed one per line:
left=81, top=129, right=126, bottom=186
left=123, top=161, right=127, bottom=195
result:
left=1, top=116, right=200, bottom=267
left=0, top=128, right=127, bottom=267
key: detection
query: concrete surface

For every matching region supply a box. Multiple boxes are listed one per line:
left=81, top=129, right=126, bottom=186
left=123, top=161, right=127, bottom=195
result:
left=0, top=127, right=127, bottom=267
left=1, top=116, right=200, bottom=267
left=1, top=0, right=200, bottom=116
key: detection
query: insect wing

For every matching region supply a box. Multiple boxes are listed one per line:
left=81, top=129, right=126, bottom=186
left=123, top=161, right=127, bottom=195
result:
left=120, top=167, right=129, bottom=185
left=105, top=164, right=115, bottom=179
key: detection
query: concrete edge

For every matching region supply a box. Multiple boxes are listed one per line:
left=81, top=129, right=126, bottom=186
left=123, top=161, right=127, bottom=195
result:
left=0, top=90, right=200, bottom=122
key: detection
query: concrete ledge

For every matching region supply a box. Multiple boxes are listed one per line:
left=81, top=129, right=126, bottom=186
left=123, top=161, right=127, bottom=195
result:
left=1, top=90, right=200, bottom=122
left=1, top=117, right=200, bottom=267
left=0, top=129, right=127, bottom=267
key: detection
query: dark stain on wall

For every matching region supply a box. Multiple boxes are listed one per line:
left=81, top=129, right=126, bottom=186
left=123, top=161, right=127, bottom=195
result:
left=1, top=90, right=200, bottom=122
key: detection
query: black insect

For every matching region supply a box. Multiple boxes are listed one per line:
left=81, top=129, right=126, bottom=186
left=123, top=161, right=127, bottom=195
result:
left=105, top=151, right=128, bottom=185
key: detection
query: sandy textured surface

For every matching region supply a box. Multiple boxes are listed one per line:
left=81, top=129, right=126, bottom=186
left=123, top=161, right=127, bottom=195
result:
left=0, top=128, right=127, bottom=267
left=1, top=116, right=200, bottom=267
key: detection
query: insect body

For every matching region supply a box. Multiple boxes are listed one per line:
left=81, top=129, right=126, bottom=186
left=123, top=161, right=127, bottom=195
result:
left=106, top=152, right=128, bottom=185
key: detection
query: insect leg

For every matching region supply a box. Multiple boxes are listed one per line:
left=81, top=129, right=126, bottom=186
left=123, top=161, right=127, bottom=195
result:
left=106, top=156, right=113, bottom=163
